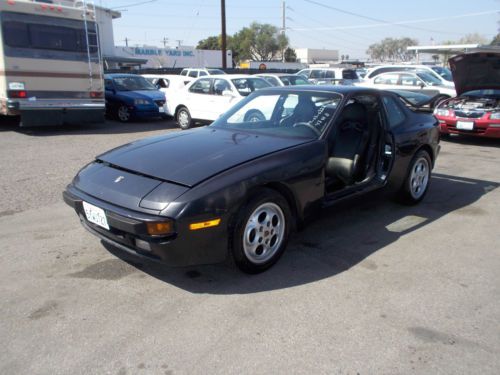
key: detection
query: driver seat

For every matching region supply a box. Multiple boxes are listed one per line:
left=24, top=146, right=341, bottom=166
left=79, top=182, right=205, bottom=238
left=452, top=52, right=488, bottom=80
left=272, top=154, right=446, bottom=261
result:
left=281, top=96, right=316, bottom=127
left=326, top=102, right=370, bottom=185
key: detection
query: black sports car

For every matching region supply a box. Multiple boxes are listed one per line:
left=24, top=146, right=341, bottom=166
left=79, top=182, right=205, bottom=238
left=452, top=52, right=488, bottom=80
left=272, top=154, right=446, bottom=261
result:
left=64, top=86, right=440, bottom=273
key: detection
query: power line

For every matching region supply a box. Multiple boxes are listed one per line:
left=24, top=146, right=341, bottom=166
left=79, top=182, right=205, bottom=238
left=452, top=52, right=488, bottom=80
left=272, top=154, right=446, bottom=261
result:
left=302, top=0, right=481, bottom=35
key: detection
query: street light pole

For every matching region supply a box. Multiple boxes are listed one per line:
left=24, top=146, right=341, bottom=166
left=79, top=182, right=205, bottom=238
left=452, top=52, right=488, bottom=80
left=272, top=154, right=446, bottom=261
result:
left=221, top=0, right=227, bottom=69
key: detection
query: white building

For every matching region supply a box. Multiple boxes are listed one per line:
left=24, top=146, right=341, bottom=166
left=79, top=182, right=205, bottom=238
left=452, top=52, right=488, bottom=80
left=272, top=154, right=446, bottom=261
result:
left=295, top=48, right=340, bottom=64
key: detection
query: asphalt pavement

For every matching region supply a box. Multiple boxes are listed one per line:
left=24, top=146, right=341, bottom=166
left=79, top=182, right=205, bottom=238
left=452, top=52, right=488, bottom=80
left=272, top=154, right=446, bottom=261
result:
left=0, top=119, right=499, bottom=374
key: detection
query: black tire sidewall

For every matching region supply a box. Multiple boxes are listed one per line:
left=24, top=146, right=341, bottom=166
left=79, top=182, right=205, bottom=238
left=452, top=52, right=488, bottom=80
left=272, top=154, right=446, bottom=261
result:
left=231, top=189, right=292, bottom=274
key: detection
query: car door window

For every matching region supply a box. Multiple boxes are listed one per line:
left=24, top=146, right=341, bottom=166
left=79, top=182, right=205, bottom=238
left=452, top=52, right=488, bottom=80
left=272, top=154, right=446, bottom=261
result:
left=213, top=79, right=231, bottom=95
left=399, top=74, right=419, bottom=86
left=157, top=79, right=168, bottom=88
left=325, top=70, right=335, bottom=79
left=199, top=71, right=208, bottom=77
left=382, top=96, right=406, bottom=128
left=374, top=74, right=398, bottom=85
left=300, top=70, right=311, bottom=78
left=189, top=78, right=212, bottom=94
left=310, top=70, right=325, bottom=79
left=188, top=70, right=198, bottom=78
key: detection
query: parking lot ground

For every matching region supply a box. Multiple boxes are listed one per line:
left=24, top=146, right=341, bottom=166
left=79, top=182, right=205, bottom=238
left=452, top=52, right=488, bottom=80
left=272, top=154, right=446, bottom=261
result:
left=0, top=120, right=499, bottom=374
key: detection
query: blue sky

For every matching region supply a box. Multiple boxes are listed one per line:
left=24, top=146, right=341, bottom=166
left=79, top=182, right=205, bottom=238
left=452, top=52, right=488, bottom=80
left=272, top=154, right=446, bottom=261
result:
left=100, top=0, right=499, bottom=58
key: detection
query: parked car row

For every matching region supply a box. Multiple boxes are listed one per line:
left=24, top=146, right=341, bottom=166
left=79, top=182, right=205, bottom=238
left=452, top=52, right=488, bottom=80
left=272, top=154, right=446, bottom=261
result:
left=104, top=53, right=499, bottom=140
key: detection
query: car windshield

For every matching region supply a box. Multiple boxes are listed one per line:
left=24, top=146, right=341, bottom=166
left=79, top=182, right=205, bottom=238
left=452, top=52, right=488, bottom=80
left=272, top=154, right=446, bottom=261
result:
left=112, top=76, right=157, bottom=91
left=231, top=78, right=272, bottom=96
left=416, top=72, right=442, bottom=86
left=462, top=89, right=500, bottom=98
left=210, top=91, right=342, bottom=140
left=208, top=69, right=225, bottom=74
left=279, top=75, right=310, bottom=86
left=431, top=66, right=453, bottom=81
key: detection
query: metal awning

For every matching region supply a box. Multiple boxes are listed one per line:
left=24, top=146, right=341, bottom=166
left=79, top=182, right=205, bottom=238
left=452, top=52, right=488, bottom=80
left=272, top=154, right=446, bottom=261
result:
left=102, top=55, right=148, bottom=69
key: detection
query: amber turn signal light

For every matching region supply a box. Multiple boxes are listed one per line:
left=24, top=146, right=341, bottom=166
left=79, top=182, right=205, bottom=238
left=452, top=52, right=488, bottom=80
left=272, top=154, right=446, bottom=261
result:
left=146, top=221, right=174, bottom=235
left=189, top=218, right=221, bottom=231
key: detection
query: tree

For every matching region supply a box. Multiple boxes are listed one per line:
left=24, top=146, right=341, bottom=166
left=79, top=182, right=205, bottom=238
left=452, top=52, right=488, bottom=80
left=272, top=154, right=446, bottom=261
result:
left=458, top=33, right=488, bottom=45
left=366, top=37, right=418, bottom=62
left=197, top=36, right=221, bottom=50
left=284, top=47, right=297, bottom=62
left=491, top=34, right=500, bottom=46
left=196, top=22, right=290, bottom=63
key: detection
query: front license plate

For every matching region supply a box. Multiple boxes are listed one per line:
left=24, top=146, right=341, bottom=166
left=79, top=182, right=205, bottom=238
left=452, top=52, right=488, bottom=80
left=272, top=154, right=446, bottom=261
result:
left=456, top=121, right=474, bottom=130
left=82, top=201, right=109, bottom=230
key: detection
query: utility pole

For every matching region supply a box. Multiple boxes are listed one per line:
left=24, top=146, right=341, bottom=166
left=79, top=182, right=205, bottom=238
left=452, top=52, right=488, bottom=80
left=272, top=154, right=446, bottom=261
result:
left=282, top=1, right=286, bottom=62
left=221, top=0, right=227, bottom=69
left=162, top=37, right=169, bottom=48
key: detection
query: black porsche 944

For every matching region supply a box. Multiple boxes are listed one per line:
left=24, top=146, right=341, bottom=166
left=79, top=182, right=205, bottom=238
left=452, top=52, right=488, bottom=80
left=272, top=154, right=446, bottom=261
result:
left=64, top=86, right=440, bottom=273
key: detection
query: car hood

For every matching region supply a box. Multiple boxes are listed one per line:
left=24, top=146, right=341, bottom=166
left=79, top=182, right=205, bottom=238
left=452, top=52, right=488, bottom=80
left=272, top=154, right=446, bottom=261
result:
left=97, top=127, right=312, bottom=187
left=449, top=52, right=500, bottom=96
left=117, top=90, right=165, bottom=101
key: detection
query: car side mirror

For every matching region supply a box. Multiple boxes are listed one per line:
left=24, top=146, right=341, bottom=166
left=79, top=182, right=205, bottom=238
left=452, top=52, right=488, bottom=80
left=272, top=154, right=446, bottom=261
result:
left=420, top=83, right=425, bottom=89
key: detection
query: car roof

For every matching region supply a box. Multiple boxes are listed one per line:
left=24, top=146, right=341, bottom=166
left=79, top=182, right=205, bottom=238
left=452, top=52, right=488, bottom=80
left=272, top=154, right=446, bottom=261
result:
left=256, top=73, right=295, bottom=77
left=105, top=73, right=142, bottom=78
left=199, top=74, right=261, bottom=79
left=256, top=85, right=381, bottom=95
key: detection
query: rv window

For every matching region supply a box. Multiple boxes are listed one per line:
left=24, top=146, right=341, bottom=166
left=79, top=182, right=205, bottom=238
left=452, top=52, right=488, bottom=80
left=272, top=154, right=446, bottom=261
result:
left=29, top=24, right=77, bottom=51
left=2, top=22, right=29, bottom=48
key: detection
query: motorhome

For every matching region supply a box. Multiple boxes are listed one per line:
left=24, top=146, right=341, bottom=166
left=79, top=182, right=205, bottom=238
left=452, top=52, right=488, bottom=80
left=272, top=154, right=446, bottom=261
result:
left=0, top=0, right=104, bottom=126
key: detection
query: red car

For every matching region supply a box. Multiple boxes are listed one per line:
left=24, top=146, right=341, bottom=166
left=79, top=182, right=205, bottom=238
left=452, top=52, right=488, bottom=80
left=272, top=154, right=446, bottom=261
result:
left=434, top=51, right=500, bottom=139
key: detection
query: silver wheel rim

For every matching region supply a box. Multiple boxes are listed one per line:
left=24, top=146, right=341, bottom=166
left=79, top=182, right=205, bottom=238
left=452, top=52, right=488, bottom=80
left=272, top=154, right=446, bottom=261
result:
left=118, top=106, right=130, bottom=121
left=410, top=157, right=430, bottom=199
left=178, top=110, right=190, bottom=128
left=243, top=202, right=285, bottom=264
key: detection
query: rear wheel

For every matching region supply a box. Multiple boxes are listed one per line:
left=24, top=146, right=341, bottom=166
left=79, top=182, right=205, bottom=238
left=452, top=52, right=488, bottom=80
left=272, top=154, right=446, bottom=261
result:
left=232, top=189, right=291, bottom=274
left=398, top=150, right=432, bottom=205
left=117, top=105, right=131, bottom=122
left=176, top=106, right=192, bottom=129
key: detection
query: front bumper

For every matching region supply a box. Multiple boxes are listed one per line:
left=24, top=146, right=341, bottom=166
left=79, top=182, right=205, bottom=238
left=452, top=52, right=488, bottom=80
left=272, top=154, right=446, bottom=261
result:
left=63, top=185, right=228, bottom=267
left=438, top=120, right=500, bottom=139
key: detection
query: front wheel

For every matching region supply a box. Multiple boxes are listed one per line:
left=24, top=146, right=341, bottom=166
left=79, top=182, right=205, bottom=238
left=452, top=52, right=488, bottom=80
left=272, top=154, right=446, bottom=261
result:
left=176, top=106, right=192, bottom=129
left=231, top=189, right=291, bottom=274
left=117, top=105, right=131, bottom=122
left=398, top=150, right=432, bottom=205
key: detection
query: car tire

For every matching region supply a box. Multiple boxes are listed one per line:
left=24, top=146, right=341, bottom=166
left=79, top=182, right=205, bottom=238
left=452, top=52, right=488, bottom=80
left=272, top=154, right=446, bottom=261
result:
left=117, top=105, right=131, bottom=122
left=243, top=109, right=265, bottom=122
left=398, top=150, right=432, bottom=205
left=231, top=189, right=291, bottom=274
left=176, top=106, right=192, bottom=130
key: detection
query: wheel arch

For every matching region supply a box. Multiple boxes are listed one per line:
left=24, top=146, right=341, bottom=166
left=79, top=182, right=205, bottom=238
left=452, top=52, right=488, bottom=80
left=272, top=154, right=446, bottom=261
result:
left=416, top=144, right=435, bottom=167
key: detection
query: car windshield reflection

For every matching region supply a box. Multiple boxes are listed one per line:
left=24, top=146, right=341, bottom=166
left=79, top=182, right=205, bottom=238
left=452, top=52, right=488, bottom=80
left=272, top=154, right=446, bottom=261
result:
left=211, top=91, right=342, bottom=139
left=113, top=76, right=157, bottom=91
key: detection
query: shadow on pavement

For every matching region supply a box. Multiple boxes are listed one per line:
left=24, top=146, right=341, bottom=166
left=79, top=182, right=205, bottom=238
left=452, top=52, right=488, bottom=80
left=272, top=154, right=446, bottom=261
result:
left=104, top=172, right=498, bottom=295
left=441, top=135, right=500, bottom=148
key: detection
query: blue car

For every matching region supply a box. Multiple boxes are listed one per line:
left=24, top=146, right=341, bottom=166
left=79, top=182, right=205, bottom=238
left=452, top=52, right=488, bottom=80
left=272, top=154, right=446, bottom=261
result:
left=104, top=74, right=166, bottom=122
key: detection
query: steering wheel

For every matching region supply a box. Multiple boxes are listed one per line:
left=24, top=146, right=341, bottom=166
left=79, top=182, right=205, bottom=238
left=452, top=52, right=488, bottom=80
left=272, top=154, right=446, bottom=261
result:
left=293, top=122, right=321, bottom=136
